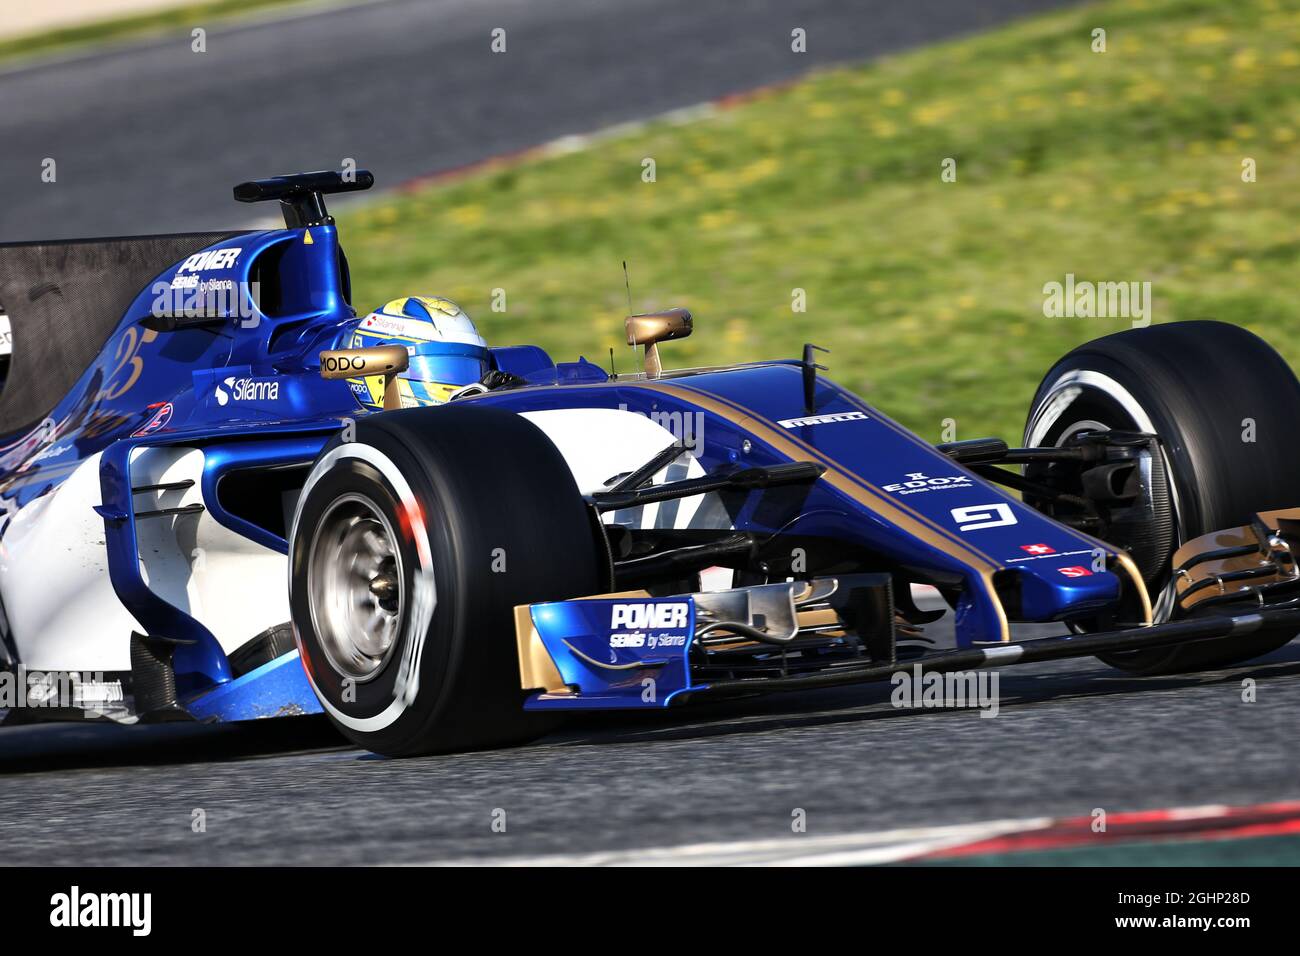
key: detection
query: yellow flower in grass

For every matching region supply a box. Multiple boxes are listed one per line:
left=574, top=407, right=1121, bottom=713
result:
left=1279, top=49, right=1300, bottom=67
left=882, top=88, right=906, bottom=107
left=808, top=102, right=836, bottom=119
left=912, top=100, right=955, bottom=126
left=1183, top=25, right=1229, bottom=46
left=697, top=209, right=737, bottom=231
left=1232, top=49, right=1259, bottom=71
left=871, top=118, right=898, bottom=138
left=448, top=204, right=484, bottom=227
left=724, top=319, right=748, bottom=346
left=1015, top=94, right=1047, bottom=113
left=1232, top=258, right=1254, bottom=273
left=736, top=156, right=779, bottom=186
left=1274, top=127, right=1296, bottom=143
left=1067, top=90, right=1089, bottom=108
left=1124, top=81, right=1164, bottom=104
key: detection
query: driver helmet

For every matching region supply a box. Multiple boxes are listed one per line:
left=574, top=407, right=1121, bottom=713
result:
left=347, top=296, right=488, bottom=408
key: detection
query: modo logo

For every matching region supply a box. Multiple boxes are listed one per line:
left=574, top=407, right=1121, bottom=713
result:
left=322, top=354, right=368, bottom=374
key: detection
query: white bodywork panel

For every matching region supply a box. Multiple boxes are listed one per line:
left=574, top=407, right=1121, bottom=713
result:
left=132, top=448, right=289, bottom=661
left=0, top=447, right=288, bottom=672
left=520, top=407, right=711, bottom=529
left=0, top=452, right=142, bottom=671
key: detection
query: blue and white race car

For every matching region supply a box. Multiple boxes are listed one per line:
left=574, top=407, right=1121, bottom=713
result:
left=1, top=169, right=1298, bottom=756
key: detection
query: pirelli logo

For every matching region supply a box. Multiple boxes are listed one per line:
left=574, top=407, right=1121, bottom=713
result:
left=777, top=411, right=868, bottom=429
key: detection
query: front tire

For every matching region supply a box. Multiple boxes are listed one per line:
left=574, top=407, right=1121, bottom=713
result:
left=289, top=405, right=601, bottom=756
left=1025, top=321, right=1300, bottom=674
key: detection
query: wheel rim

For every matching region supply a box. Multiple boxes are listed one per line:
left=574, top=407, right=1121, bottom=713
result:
left=307, top=492, right=405, bottom=681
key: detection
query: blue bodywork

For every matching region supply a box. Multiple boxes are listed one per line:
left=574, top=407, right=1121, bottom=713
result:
left=0, top=222, right=1134, bottom=721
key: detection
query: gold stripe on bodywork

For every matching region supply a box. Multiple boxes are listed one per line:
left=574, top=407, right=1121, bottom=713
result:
left=634, top=381, right=1012, bottom=642
left=1110, top=550, right=1155, bottom=624
left=514, top=604, right=569, bottom=695
left=568, top=589, right=653, bottom=600
left=637, top=381, right=1005, bottom=571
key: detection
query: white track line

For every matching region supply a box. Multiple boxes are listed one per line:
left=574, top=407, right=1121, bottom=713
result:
left=412, top=817, right=1055, bottom=867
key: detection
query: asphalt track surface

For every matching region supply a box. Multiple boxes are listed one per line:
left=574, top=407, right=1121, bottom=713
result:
left=0, top=0, right=1077, bottom=241
left=7, top=0, right=1282, bottom=866
left=2, top=614, right=1299, bottom=865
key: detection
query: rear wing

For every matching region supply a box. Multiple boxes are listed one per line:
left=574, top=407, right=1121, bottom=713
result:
left=234, top=169, right=375, bottom=228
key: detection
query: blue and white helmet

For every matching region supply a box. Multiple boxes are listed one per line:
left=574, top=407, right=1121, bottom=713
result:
left=348, top=296, right=489, bottom=408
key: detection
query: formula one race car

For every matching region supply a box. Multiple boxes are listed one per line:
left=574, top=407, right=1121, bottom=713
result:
left=2, top=169, right=1299, bottom=756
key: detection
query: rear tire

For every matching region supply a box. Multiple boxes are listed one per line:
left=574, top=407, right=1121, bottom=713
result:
left=1024, top=321, right=1300, bottom=674
left=289, top=404, right=601, bottom=756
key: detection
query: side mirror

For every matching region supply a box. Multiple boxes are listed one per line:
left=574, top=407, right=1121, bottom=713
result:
left=625, top=308, right=692, bottom=379
left=320, top=345, right=409, bottom=410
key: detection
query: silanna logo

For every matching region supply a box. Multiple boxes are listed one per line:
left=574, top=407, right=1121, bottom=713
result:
left=215, top=376, right=280, bottom=406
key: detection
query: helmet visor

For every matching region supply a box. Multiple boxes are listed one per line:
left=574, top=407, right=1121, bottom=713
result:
left=403, top=341, right=488, bottom=388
